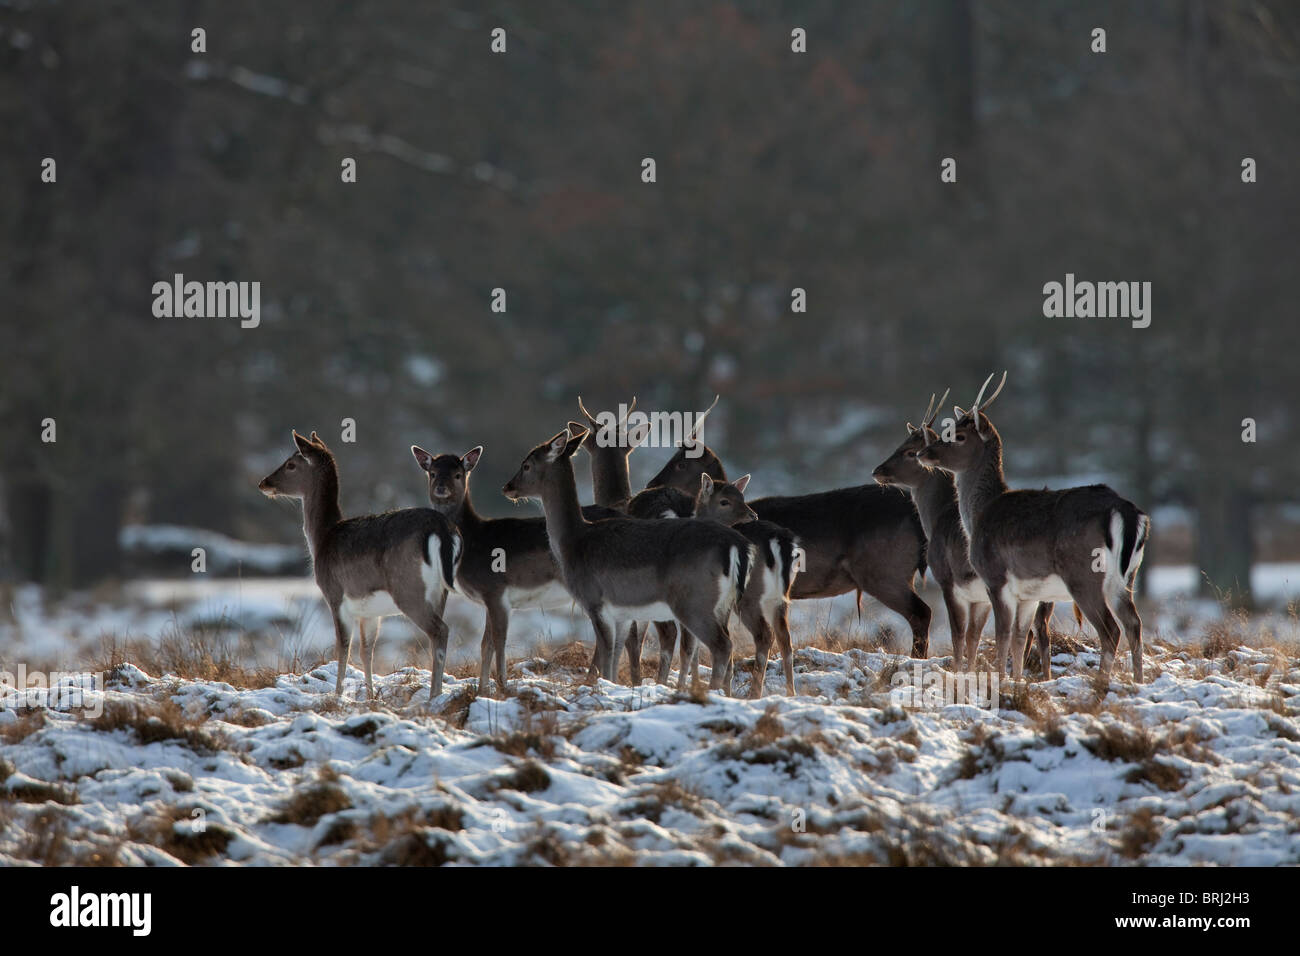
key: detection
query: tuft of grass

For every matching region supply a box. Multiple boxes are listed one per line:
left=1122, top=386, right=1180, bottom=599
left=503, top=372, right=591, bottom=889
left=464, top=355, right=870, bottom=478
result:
left=268, top=765, right=353, bottom=826
left=89, top=699, right=227, bottom=755
left=5, top=777, right=77, bottom=805
left=130, top=806, right=234, bottom=864
left=95, top=620, right=278, bottom=690
left=0, top=709, right=46, bottom=744
left=497, top=759, right=551, bottom=794
left=1117, top=807, right=1162, bottom=859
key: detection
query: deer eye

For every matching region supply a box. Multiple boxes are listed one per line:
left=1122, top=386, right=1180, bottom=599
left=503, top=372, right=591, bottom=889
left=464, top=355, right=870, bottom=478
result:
left=905, top=451, right=916, bottom=459
left=523, top=463, right=531, bottom=472
left=286, top=462, right=296, bottom=471
left=721, top=500, right=730, bottom=507
left=955, top=433, right=966, bottom=443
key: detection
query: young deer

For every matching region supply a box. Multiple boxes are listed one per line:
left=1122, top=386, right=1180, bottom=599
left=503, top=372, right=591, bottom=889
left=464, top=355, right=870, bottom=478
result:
left=918, top=373, right=1150, bottom=682
left=692, top=474, right=799, bottom=696
left=646, top=419, right=933, bottom=658
left=873, top=392, right=1058, bottom=676
left=258, top=431, right=462, bottom=702
left=503, top=425, right=754, bottom=691
left=412, top=444, right=622, bottom=696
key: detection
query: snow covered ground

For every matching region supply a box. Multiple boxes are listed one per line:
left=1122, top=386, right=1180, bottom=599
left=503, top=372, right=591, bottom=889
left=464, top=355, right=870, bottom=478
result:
left=0, top=635, right=1297, bottom=866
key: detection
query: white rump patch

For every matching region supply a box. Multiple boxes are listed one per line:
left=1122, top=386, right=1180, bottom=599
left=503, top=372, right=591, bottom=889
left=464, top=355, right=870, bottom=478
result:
left=424, top=533, right=451, bottom=600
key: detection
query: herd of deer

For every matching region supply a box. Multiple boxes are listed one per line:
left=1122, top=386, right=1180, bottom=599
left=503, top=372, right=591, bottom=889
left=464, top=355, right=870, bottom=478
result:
left=257, top=372, right=1150, bottom=704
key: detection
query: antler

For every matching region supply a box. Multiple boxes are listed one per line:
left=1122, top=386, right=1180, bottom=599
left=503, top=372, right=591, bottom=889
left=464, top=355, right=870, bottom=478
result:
left=688, top=394, right=721, bottom=440
left=926, top=388, right=949, bottom=428
left=576, top=395, right=598, bottom=425
left=973, top=371, right=1007, bottom=414
left=623, top=396, right=637, bottom=423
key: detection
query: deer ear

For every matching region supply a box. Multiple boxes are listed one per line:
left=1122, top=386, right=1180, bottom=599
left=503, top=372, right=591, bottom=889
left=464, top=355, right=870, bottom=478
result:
left=544, top=430, right=570, bottom=461
left=309, top=431, right=323, bottom=445
left=411, top=445, right=435, bottom=472
left=293, top=431, right=314, bottom=456
left=700, top=473, right=715, bottom=496
left=566, top=421, right=589, bottom=445
left=625, top=420, right=652, bottom=449
left=733, top=474, right=751, bottom=494
left=953, top=405, right=967, bottom=421
left=562, top=426, right=587, bottom=459
left=462, top=446, right=484, bottom=472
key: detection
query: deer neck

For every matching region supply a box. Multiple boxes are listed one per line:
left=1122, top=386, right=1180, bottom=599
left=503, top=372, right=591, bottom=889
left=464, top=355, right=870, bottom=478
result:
left=911, top=469, right=958, bottom=542
left=538, top=457, right=588, bottom=568
left=954, top=435, right=1009, bottom=539
left=431, top=485, right=482, bottom=531
left=302, top=462, right=343, bottom=560
left=590, top=448, right=632, bottom=510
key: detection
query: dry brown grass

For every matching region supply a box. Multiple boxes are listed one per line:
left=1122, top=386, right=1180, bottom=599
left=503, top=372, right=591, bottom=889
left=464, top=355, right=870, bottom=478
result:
left=0, top=709, right=46, bottom=744
left=268, top=764, right=353, bottom=825
left=128, top=805, right=234, bottom=864
left=96, top=622, right=278, bottom=690
left=1117, top=807, right=1162, bottom=859
left=89, top=698, right=227, bottom=754
left=496, top=759, right=552, bottom=794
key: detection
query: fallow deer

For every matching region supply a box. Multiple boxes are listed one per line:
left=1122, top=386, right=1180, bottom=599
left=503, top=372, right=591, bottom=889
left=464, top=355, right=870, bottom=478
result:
left=917, top=373, right=1150, bottom=682
left=503, top=425, right=754, bottom=691
left=412, top=444, right=621, bottom=696
left=872, top=392, right=1058, bottom=676
left=258, top=431, right=462, bottom=702
left=646, top=410, right=933, bottom=658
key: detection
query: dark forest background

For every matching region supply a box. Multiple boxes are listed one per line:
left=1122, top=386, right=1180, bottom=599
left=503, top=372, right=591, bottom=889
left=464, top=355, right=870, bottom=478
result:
left=2, top=1, right=1297, bottom=605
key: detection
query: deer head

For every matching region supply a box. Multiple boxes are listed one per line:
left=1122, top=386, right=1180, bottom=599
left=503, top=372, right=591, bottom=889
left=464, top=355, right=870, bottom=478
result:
left=258, top=430, right=332, bottom=499
left=693, top=473, right=757, bottom=526
left=917, top=372, right=1006, bottom=474
left=412, top=444, right=482, bottom=511
left=503, top=425, right=588, bottom=502
left=872, top=390, right=949, bottom=488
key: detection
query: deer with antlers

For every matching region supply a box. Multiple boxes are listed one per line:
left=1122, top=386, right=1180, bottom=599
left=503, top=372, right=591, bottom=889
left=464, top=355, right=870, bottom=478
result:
left=873, top=392, right=1058, bottom=676
left=917, top=373, right=1150, bottom=682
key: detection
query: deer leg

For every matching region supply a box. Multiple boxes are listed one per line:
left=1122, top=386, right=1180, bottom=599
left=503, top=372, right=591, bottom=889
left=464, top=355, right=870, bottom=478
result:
left=1030, top=602, right=1053, bottom=681
left=1009, top=601, right=1036, bottom=681
left=941, top=586, right=968, bottom=672
left=676, top=627, right=698, bottom=691
left=774, top=603, right=795, bottom=696
left=330, top=606, right=352, bottom=698
left=749, top=614, right=773, bottom=699
left=989, top=588, right=1016, bottom=679
left=622, top=621, right=643, bottom=686
left=860, top=574, right=932, bottom=658
left=1113, top=591, right=1144, bottom=684
left=965, top=603, right=990, bottom=673
left=478, top=611, right=496, bottom=698
left=492, top=603, right=511, bottom=694
left=1072, top=587, right=1122, bottom=683
left=653, top=621, right=677, bottom=685
left=357, top=617, right=375, bottom=704
left=586, top=610, right=617, bottom=683
left=682, top=613, right=732, bottom=692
